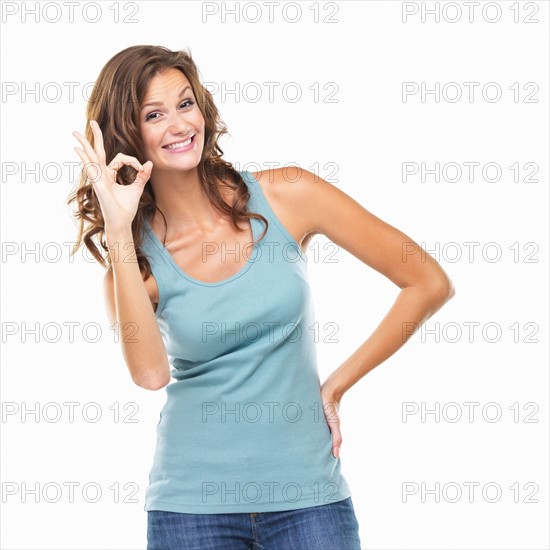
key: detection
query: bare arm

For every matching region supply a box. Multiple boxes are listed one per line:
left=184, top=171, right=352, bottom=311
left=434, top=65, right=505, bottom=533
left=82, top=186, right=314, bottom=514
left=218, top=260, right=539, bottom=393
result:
left=104, top=228, right=170, bottom=390
left=73, top=119, right=169, bottom=391
left=104, top=227, right=171, bottom=391
left=270, top=167, right=456, bottom=400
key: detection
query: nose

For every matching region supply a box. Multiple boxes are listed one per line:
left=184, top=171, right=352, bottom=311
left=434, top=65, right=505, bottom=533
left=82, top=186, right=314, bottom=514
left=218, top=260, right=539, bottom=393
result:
left=166, top=111, right=191, bottom=136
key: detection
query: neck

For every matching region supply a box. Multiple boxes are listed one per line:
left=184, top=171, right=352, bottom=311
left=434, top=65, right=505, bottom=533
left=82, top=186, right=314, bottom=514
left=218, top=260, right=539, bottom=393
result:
left=148, top=167, right=225, bottom=234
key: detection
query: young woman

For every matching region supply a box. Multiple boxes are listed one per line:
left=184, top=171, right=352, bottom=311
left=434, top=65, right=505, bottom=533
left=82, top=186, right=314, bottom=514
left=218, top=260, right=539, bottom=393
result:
left=67, top=45, right=455, bottom=550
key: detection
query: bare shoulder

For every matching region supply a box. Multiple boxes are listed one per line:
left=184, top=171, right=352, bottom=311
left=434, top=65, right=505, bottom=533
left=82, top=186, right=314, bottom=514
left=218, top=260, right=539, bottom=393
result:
left=248, top=167, right=320, bottom=249
left=251, top=166, right=379, bottom=239
left=249, top=167, right=454, bottom=293
left=251, top=167, right=349, bottom=235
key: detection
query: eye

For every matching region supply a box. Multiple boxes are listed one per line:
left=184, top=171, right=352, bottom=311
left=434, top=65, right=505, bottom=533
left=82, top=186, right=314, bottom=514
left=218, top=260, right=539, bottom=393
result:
left=145, top=112, right=158, bottom=121
left=145, top=99, right=195, bottom=121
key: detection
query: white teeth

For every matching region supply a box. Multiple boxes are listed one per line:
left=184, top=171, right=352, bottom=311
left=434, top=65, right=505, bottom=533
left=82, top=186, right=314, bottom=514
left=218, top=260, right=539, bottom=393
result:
left=164, top=136, right=193, bottom=149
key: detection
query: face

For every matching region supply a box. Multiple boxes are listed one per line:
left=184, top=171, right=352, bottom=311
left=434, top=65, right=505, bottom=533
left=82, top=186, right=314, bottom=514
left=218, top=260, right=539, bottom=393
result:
left=139, top=67, right=205, bottom=173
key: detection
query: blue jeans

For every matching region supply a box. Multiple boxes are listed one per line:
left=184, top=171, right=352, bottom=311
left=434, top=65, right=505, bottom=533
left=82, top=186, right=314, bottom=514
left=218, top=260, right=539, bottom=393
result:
left=147, top=497, right=362, bottom=549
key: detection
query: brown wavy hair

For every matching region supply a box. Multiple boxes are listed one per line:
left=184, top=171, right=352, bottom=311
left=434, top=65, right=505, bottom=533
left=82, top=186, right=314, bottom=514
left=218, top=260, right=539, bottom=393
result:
left=66, top=44, right=268, bottom=280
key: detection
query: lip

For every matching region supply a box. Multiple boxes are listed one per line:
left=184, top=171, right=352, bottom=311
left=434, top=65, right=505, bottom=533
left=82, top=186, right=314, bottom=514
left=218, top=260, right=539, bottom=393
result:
left=162, top=135, right=196, bottom=153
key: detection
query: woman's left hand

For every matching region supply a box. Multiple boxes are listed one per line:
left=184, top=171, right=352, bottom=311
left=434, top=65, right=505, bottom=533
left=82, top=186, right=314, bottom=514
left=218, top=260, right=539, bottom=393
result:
left=320, top=382, right=344, bottom=459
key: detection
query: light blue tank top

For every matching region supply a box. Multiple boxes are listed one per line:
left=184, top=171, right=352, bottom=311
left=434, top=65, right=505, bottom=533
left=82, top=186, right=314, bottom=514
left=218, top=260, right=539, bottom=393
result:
left=141, top=169, right=352, bottom=514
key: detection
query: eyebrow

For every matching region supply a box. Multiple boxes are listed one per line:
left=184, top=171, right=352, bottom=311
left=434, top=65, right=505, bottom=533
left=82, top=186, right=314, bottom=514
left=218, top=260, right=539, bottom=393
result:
left=141, top=86, right=192, bottom=110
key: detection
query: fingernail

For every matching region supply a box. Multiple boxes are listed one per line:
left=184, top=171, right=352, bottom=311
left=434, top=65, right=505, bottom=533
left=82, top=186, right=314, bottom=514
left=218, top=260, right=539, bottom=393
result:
left=333, top=447, right=340, bottom=458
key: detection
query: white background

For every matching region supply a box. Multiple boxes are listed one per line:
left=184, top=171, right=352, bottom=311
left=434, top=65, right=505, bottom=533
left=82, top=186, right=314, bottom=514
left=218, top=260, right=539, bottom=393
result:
left=1, top=1, right=548, bottom=548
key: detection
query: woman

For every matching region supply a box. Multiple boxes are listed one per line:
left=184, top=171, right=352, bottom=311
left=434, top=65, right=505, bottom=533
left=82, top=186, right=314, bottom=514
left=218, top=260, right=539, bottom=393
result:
left=67, top=45, right=455, bottom=549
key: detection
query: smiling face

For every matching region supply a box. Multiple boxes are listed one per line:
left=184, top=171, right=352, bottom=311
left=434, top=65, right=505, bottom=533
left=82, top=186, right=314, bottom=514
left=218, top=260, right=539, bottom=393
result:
left=139, top=67, right=205, bottom=173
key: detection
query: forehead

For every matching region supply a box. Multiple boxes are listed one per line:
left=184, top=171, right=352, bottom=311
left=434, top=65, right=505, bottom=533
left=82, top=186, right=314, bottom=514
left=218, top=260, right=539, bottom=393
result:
left=143, top=68, right=191, bottom=98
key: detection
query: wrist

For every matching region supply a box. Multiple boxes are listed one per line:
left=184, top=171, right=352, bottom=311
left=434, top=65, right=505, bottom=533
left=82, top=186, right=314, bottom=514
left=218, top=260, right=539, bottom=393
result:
left=105, top=226, right=136, bottom=263
left=321, top=375, right=346, bottom=404
left=105, top=225, right=133, bottom=243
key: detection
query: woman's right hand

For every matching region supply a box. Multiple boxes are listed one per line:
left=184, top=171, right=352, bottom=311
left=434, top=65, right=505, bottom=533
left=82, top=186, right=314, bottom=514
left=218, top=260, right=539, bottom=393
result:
left=72, top=119, right=153, bottom=233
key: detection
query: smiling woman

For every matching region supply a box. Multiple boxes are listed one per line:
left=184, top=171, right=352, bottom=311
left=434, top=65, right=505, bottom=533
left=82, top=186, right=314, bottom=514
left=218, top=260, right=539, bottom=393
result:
left=139, top=74, right=202, bottom=169
left=66, top=44, right=454, bottom=550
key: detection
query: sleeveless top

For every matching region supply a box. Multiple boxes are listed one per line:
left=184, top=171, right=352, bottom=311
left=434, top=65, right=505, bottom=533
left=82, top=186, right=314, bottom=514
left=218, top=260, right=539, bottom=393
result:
left=140, top=169, right=352, bottom=514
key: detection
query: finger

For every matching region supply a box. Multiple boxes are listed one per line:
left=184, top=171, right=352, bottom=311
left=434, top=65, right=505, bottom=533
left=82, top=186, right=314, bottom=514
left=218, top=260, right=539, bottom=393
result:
left=327, top=416, right=342, bottom=458
left=74, top=147, right=93, bottom=180
left=73, top=146, right=89, bottom=166
left=74, top=146, right=103, bottom=185
left=72, top=130, right=98, bottom=164
left=108, top=153, right=144, bottom=173
left=73, top=132, right=104, bottom=183
left=322, top=400, right=342, bottom=458
left=132, top=160, right=153, bottom=188
left=90, top=120, right=106, bottom=165
left=331, top=424, right=342, bottom=458
left=323, top=400, right=340, bottom=425
left=106, top=154, right=138, bottom=186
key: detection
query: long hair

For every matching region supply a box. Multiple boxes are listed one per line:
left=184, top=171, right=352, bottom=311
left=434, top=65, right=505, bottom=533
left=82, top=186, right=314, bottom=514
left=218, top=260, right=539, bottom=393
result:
left=66, top=45, right=268, bottom=280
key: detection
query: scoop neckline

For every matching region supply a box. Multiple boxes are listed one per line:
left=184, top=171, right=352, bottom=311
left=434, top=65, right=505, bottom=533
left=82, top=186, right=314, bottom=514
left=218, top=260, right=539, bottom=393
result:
left=143, top=172, right=259, bottom=287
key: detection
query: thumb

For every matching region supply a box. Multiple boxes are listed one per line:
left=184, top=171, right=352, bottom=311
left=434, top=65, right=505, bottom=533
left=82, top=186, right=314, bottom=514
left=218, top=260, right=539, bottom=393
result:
left=133, top=160, right=153, bottom=187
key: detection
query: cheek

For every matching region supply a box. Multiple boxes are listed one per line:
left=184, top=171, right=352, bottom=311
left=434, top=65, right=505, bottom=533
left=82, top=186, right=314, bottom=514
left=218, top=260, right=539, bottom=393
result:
left=141, top=128, right=159, bottom=153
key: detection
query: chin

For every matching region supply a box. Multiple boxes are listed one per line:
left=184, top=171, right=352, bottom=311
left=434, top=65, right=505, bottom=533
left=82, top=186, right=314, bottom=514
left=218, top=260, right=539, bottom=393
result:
left=165, top=159, right=201, bottom=171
